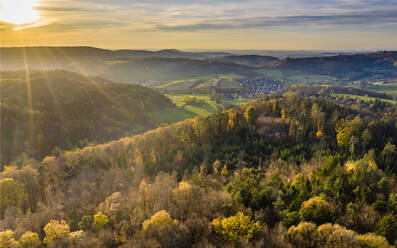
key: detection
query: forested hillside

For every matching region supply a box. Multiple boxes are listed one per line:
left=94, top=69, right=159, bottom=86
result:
left=208, top=55, right=279, bottom=68
left=100, top=57, right=257, bottom=83
left=0, top=47, right=251, bottom=84
left=2, top=47, right=396, bottom=85
left=0, top=70, right=173, bottom=165
left=0, top=47, right=230, bottom=69
left=1, top=96, right=396, bottom=247
left=269, top=51, right=397, bottom=80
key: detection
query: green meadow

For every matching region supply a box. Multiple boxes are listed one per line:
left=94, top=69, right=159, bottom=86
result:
left=368, top=81, right=397, bottom=97
left=331, top=93, right=397, bottom=104
left=149, top=93, right=250, bottom=124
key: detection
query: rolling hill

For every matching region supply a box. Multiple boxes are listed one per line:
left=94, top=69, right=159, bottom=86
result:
left=100, top=57, right=258, bottom=83
left=2, top=47, right=397, bottom=85
left=0, top=46, right=231, bottom=68
left=208, top=55, right=279, bottom=67
left=0, top=70, right=174, bottom=164
left=1, top=96, right=396, bottom=247
left=115, top=48, right=231, bottom=59
left=269, top=51, right=397, bottom=80
left=0, top=47, right=254, bottom=83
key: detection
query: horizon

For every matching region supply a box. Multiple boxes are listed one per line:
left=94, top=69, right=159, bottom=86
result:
left=1, top=45, right=396, bottom=53
left=2, top=1, right=397, bottom=247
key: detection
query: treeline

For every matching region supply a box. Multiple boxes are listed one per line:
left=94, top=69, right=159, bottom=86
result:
left=0, top=70, right=174, bottom=165
left=269, top=51, right=397, bottom=80
left=0, top=96, right=396, bottom=247
left=285, top=84, right=396, bottom=114
left=0, top=47, right=259, bottom=83
left=287, top=84, right=394, bottom=100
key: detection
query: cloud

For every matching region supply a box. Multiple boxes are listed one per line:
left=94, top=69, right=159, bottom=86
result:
left=33, top=6, right=88, bottom=12
left=17, top=0, right=397, bottom=33
left=155, top=9, right=397, bottom=31
left=3, top=0, right=397, bottom=50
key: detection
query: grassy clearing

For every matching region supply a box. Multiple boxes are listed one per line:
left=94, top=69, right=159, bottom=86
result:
left=256, top=69, right=336, bottom=84
left=156, top=74, right=242, bottom=90
left=228, top=98, right=250, bottom=106
left=331, top=93, right=397, bottom=104
left=156, top=76, right=215, bottom=89
left=184, top=105, right=214, bottom=116
left=368, top=82, right=397, bottom=97
left=148, top=108, right=197, bottom=124
left=150, top=93, right=250, bottom=124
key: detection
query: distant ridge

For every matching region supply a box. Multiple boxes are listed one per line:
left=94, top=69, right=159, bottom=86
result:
left=1, top=47, right=396, bottom=82
left=0, top=46, right=254, bottom=83
left=0, top=46, right=232, bottom=61
left=208, top=55, right=279, bottom=68
left=267, top=51, right=397, bottom=79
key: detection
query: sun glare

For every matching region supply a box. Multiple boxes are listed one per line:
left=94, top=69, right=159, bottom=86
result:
left=0, top=0, right=39, bottom=25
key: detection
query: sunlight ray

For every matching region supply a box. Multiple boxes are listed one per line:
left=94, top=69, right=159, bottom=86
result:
left=34, top=47, right=63, bottom=116
left=53, top=48, right=138, bottom=123
left=21, top=45, right=35, bottom=150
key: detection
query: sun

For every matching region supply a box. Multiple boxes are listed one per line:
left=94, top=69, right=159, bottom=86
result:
left=0, top=0, right=39, bottom=25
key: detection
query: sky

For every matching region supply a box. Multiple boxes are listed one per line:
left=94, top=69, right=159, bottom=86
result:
left=1, top=0, right=397, bottom=50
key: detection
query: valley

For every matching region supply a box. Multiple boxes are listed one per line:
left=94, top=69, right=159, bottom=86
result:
left=1, top=47, right=397, bottom=248
left=2, top=0, right=397, bottom=246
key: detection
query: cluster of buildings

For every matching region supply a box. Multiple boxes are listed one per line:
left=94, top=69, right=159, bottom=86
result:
left=237, top=79, right=285, bottom=97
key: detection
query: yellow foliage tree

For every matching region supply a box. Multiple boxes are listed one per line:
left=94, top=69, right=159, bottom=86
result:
left=0, top=178, right=26, bottom=217
left=281, top=108, right=286, bottom=120
left=227, top=110, right=238, bottom=130
left=142, top=210, right=178, bottom=231
left=287, top=222, right=318, bottom=248
left=357, top=233, right=393, bottom=248
left=92, top=211, right=110, bottom=231
left=221, top=165, right=229, bottom=177
left=244, top=106, right=257, bottom=125
left=212, top=160, right=222, bottom=175
left=19, top=231, right=41, bottom=248
left=211, top=212, right=262, bottom=244
left=43, top=220, right=70, bottom=245
left=299, top=196, right=334, bottom=225
left=287, top=222, right=393, bottom=248
left=0, top=230, right=19, bottom=248
left=172, top=181, right=194, bottom=219
left=173, top=181, right=192, bottom=196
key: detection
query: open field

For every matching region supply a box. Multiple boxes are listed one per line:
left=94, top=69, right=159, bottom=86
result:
left=256, top=69, right=337, bottom=84
left=331, top=93, right=397, bottom=104
left=156, top=74, right=244, bottom=90
left=148, top=108, right=198, bottom=124
left=149, top=93, right=250, bottom=124
left=156, top=76, right=214, bottom=89
left=154, top=70, right=337, bottom=91
left=368, top=81, right=397, bottom=98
